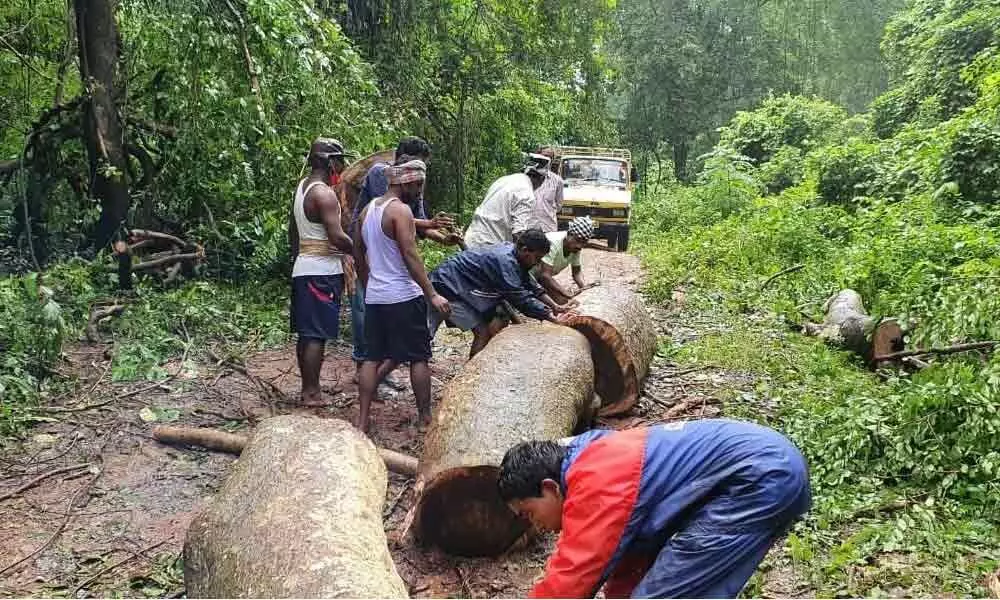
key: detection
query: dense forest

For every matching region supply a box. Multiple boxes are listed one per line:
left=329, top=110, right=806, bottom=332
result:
left=3, top=0, right=1000, bottom=595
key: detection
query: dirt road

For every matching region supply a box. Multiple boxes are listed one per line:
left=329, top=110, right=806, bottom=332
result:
left=0, top=248, right=745, bottom=598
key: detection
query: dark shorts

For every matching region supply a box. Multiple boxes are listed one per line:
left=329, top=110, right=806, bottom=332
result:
left=290, top=275, right=344, bottom=341
left=364, top=296, right=432, bottom=363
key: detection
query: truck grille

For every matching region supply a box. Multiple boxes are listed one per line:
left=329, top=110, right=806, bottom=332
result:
left=559, top=206, right=627, bottom=219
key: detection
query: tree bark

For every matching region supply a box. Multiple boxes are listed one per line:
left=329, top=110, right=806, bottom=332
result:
left=75, top=0, right=130, bottom=250
left=564, top=286, right=657, bottom=416
left=405, top=324, right=594, bottom=557
left=802, top=289, right=904, bottom=365
left=672, top=138, right=689, bottom=182
left=183, top=416, right=409, bottom=598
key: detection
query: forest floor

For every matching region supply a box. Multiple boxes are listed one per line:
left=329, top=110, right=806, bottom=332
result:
left=0, top=247, right=810, bottom=598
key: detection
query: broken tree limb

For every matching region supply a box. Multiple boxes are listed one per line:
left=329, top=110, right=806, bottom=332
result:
left=563, top=286, right=656, bottom=416
left=406, top=324, right=593, bottom=557
left=128, top=229, right=187, bottom=249
left=130, top=249, right=204, bottom=272
left=874, top=341, right=999, bottom=362
left=760, top=264, right=804, bottom=291
left=184, top=416, right=408, bottom=598
left=802, top=289, right=904, bottom=365
left=150, top=424, right=418, bottom=477
left=85, top=303, right=126, bottom=343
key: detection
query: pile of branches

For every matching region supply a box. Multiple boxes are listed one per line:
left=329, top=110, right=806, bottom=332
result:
left=112, top=229, right=205, bottom=290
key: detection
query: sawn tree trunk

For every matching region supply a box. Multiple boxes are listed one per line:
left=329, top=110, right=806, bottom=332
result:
left=406, top=323, right=594, bottom=557
left=803, top=289, right=904, bottom=364
left=564, top=286, right=657, bottom=416
left=183, top=415, right=408, bottom=598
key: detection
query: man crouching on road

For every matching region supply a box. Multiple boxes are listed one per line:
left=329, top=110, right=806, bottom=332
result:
left=354, top=159, right=451, bottom=434
left=289, top=138, right=354, bottom=406
left=532, top=215, right=600, bottom=306
left=498, top=419, right=811, bottom=599
left=427, top=229, right=572, bottom=359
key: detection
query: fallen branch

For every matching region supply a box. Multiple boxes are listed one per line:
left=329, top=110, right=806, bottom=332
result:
left=874, top=341, right=999, bottom=362
left=128, top=229, right=187, bottom=249
left=151, top=425, right=419, bottom=477
left=661, top=397, right=703, bottom=420
left=206, top=349, right=288, bottom=403
left=760, top=264, right=804, bottom=291
left=74, top=539, right=167, bottom=593
left=0, top=463, right=91, bottom=503
left=130, top=250, right=203, bottom=273
left=0, top=468, right=100, bottom=578
left=85, top=304, right=126, bottom=343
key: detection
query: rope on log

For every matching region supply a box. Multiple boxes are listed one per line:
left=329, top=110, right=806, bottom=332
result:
left=563, top=286, right=657, bottom=416
left=183, top=416, right=408, bottom=598
left=151, top=425, right=418, bottom=477
left=405, top=323, right=594, bottom=557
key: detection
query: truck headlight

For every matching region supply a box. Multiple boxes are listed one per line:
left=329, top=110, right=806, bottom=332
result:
left=613, top=209, right=626, bottom=217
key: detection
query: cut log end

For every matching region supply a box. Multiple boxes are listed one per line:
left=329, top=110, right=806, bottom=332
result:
left=566, top=315, right=639, bottom=416
left=415, top=466, right=528, bottom=557
left=871, top=320, right=905, bottom=363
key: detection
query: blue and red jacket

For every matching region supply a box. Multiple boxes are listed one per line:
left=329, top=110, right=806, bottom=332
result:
left=529, top=419, right=809, bottom=599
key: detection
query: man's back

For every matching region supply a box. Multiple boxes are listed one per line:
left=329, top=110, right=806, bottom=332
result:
left=430, top=243, right=548, bottom=320
left=464, top=173, right=535, bottom=248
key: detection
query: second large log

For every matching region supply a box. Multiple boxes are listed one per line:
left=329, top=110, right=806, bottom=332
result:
left=184, top=415, right=408, bottom=598
left=408, top=323, right=594, bottom=557
left=564, top=286, right=657, bottom=416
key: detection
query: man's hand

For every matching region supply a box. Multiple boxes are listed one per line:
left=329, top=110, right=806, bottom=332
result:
left=553, top=311, right=577, bottom=324
left=443, top=232, right=464, bottom=246
left=430, top=293, right=452, bottom=317
left=430, top=212, right=456, bottom=230
left=551, top=302, right=576, bottom=315
left=581, top=281, right=601, bottom=290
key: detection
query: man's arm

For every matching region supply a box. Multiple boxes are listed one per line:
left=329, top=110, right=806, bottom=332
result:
left=495, top=262, right=554, bottom=322
left=316, top=186, right=353, bottom=253
left=537, top=262, right=574, bottom=300
left=529, top=436, right=646, bottom=599
left=289, top=210, right=300, bottom=261
left=389, top=203, right=451, bottom=315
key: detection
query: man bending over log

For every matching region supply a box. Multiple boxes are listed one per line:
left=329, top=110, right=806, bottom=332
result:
left=532, top=216, right=600, bottom=305
left=289, top=138, right=354, bottom=406
left=355, top=159, right=451, bottom=434
left=498, top=419, right=811, bottom=598
left=428, top=229, right=572, bottom=358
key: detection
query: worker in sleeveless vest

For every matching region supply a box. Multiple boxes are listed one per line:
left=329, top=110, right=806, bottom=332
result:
left=354, top=159, right=451, bottom=434
left=289, top=138, right=354, bottom=406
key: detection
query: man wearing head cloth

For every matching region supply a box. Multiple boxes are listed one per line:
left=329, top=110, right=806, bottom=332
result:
left=532, top=215, right=601, bottom=305
left=349, top=136, right=463, bottom=389
left=464, top=158, right=550, bottom=249
left=354, top=158, right=452, bottom=434
left=532, top=148, right=565, bottom=233
left=289, top=138, right=354, bottom=406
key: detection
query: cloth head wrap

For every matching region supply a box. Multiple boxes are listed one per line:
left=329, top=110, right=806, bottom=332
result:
left=388, top=159, right=427, bottom=185
left=567, top=216, right=595, bottom=241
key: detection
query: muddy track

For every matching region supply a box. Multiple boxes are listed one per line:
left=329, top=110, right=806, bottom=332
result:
left=0, top=248, right=750, bottom=598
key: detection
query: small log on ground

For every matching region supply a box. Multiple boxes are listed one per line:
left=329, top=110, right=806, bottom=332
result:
left=563, top=286, right=657, bottom=416
left=151, top=424, right=418, bottom=476
left=409, top=323, right=593, bottom=557
left=802, top=289, right=904, bottom=364
left=184, top=415, right=408, bottom=598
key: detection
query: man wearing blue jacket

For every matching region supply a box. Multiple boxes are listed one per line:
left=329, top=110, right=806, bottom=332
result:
left=497, top=419, right=811, bottom=599
left=428, top=228, right=571, bottom=358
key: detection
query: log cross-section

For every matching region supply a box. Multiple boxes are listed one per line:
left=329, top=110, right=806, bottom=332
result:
left=564, top=286, right=657, bottom=416
left=408, top=324, right=594, bottom=557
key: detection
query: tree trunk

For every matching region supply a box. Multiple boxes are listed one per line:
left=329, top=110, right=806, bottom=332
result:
left=802, top=289, right=904, bottom=365
left=672, top=138, right=689, bottom=182
left=183, top=416, right=409, bottom=598
left=405, top=324, right=594, bottom=557
left=564, top=286, right=657, bottom=416
left=75, top=0, right=130, bottom=250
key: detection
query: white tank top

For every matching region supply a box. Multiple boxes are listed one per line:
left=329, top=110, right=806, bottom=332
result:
left=362, top=197, right=422, bottom=304
left=292, top=179, right=343, bottom=277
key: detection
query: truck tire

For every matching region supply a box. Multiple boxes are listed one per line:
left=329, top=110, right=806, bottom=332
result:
left=616, top=228, right=630, bottom=252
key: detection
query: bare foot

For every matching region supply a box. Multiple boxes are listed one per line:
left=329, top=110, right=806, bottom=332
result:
left=299, top=390, right=332, bottom=407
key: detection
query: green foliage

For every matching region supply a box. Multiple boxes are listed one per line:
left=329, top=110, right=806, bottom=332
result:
left=941, top=117, right=1000, bottom=205
left=809, top=140, right=880, bottom=206
left=718, top=95, right=849, bottom=164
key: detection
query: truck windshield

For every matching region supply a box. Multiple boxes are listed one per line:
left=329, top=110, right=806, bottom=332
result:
left=561, top=158, right=627, bottom=188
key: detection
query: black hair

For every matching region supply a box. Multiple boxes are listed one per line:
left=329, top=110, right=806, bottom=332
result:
left=497, top=441, right=567, bottom=501
left=396, top=136, right=431, bottom=159
left=516, top=228, right=551, bottom=253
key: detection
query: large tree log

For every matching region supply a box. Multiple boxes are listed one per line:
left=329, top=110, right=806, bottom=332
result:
left=407, top=324, right=594, bottom=557
left=803, top=289, right=904, bottom=364
left=184, top=416, right=408, bottom=598
left=564, top=286, right=657, bottom=416
left=151, top=425, right=418, bottom=476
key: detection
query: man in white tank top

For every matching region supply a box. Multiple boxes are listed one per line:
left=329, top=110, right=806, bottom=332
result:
left=353, top=159, right=451, bottom=434
left=289, top=138, right=354, bottom=406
